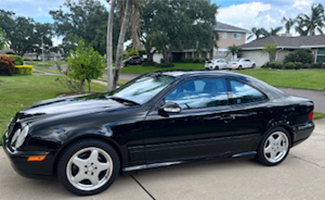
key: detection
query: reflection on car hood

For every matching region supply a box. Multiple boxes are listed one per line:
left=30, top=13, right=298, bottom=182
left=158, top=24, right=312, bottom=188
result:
left=16, top=93, right=132, bottom=121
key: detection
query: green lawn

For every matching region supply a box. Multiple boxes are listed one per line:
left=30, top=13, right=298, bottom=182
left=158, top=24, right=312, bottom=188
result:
left=122, top=63, right=325, bottom=91
left=25, top=61, right=65, bottom=74
left=239, top=69, right=325, bottom=91
left=121, top=63, right=204, bottom=74
left=0, top=75, right=107, bottom=145
left=315, top=112, right=325, bottom=120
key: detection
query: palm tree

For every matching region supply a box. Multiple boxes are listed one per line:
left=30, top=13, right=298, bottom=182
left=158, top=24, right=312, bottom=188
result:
left=261, top=44, right=277, bottom=62
left=227, top=45, right=239, bottom=60
left=106, top=0, right=116, bottom=92
left=261, top=27, right=283, bottom=37
left=247, top=27, right=264, bottom=40
left=282, top=17, right=296, bottom=34
left=113, top=0, right=131, bottom=88
left=131, top=0, right=142, bottom=50
left=295, top=3, right=325, bottom=35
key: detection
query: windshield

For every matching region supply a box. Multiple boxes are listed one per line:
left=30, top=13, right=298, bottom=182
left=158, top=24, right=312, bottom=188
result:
left=111, top=74, right=176, bottom=104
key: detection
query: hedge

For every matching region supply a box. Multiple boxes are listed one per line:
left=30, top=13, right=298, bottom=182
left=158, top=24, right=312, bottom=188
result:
left=15, top=65, right=33, bottom=75
left=0, top=55, right=15, bottom=76
left=3, top=54, right=24, bottom=65
left=262, top=61, right=325, bottom=70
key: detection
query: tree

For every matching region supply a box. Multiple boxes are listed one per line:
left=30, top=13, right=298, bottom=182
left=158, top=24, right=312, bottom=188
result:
left=0, top=10, right=53, bottom=56
left=142, top=0, right=218, bottom=63
left=247, top=27, right=265, bottom=40
left=261, top=44, right=277, bottom=62
left=282, top=17, right=296, bottom=34
left=114, top=0, right=131, bottom=88
left=261, top=27, right=283, bottom=37
left=131, top=0, right=143, bottom=50
left=64, top=40, right=106, bottom=93
left=0, top=28, right=5, bottom=50
left=50, top=0, right=109, bottom=55
left=227, top=45, right=239, bottom=60
left=106, top=0, right=116, bottom=91
left=295, top=3, right=325, bottom=35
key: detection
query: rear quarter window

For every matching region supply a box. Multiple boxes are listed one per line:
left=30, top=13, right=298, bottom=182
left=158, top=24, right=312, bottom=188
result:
left=230, top=80, right=267, bottom=104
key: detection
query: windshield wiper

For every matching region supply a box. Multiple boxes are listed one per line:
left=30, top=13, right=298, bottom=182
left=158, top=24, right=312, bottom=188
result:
left=109, top=97, right=140, bottom=106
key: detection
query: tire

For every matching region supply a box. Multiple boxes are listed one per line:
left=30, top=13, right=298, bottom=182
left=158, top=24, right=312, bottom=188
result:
left=215, top=66, right=219, bottom=70
left=57, top=139, right=120, bottom=196
left=256, top=127, right=291, bottom=166
left=252, top=64, right=256, bottom=69
left=238, top=65, right=243, bottom=70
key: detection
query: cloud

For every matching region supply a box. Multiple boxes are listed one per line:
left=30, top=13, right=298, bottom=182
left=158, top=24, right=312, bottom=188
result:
left=217, top=0, right=318, bottom=35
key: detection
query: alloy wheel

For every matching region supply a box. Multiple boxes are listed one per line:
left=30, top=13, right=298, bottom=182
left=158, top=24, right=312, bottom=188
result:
left=66, top=147, right=114, bottom=191
left=263, top=132, right=289, bottom=163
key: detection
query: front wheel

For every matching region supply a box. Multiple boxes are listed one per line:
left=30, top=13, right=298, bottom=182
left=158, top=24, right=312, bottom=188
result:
left=238, top=65, right=243, bottom=70
left=57, top=139, right=120, bottom=196
left=252, top=64, right=256, bottom=69
left=256, top=127, right=291, bottom=166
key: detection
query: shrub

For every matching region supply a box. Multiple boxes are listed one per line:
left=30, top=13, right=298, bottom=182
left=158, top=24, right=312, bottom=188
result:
left=4, top=54, right=24, bottom=65
left=156, top=63, right=174, bottom=68
left=302, top=63, right=311, bottom=69
left=311, top=63, right=322, bottom=69
left=127, top=48, right=140, bottom=57
left=284, top=62, right=296, bottom=70
left=57, top=40, right=106, bottom=93
left=267, top=61, right=283, bottom=69
left=182, top=57, right=206, bottom=63
left=284, top=50, right=313, bottom=64
left=24, top=58, right=32, bottom=61
left=142, top=61, right=158, bottom=67
left=0, top=55, right=15, bottom=76
left=295, top=62, right=303, bottom=69
left=15, top=65, right=33, bottom=75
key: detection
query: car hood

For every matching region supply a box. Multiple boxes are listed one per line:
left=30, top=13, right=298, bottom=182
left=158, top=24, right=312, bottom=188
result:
left=16, top=93, right=134, bottom=122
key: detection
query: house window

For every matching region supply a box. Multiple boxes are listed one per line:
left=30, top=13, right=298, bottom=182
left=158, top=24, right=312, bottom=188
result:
left=233, top=33, right=241, bottom=40
left=317, top=48, right=325, bottom=63
left=222, top=32, right=227, bottom=39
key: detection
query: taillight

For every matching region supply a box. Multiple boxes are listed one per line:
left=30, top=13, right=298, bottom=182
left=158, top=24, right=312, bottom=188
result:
left=309, top=110, right=314, bottom=120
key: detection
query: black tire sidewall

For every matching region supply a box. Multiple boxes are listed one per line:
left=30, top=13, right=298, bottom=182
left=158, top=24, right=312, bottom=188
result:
left=256, top=127, right=291, bottom=166
left=57, top=139, right=120, bottom=196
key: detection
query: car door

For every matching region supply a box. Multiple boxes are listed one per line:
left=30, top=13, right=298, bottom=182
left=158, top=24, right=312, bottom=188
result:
left=226, top=79, right=270, bottom=155
left=244, top=59, right=251, bottom=68
left=143, top=77, right=234, bottom=163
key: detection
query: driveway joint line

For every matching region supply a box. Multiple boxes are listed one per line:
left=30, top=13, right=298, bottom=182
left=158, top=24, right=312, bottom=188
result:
left=291, top=155, right=325, bottom=170
left=130, top=175, right=156, bottom=200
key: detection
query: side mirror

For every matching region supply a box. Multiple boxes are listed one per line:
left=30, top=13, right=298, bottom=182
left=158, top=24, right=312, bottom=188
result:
left=159, top=102, right=182, bottom=114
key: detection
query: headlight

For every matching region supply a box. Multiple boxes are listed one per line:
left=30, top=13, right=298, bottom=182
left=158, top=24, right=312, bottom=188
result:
left=11, top=128, right=21, bottom=146
left=15, top=125, right=29, bottom=148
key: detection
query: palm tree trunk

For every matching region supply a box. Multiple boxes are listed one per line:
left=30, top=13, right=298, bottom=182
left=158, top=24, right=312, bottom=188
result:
left=113, top=0, right=131, bottom=89
left=106, top=0, right=116, bottom=92
left=131, top=0, right=141, bottom=50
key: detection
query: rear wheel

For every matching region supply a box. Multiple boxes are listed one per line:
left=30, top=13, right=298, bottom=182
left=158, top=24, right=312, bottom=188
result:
left=57, top=139, right=120, bottom=195
left=215, top=66, right=219, bottom=70
left=252, top=64, right=256, bottom=69
left=256, top=127, right=291, bottom=166
left=238, top=65, right=243, bottom=70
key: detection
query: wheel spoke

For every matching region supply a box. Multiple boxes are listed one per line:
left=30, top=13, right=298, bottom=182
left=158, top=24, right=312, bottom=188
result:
left=275, top=134, right=283, bottom=143
left=97, top=162, right=110, bottom=172
left=264, top=144, right=272, bottom=154
left=269, top=150, right=277, bottom=160
left=88, top=149, right=99, bottom=163
left=89, top=174, right=100, bottom=186
left=73, top=157, right=87, bottom=168
left=73, top=171, right=86, bottom=183
left=268, top=136, right=276, bottom=144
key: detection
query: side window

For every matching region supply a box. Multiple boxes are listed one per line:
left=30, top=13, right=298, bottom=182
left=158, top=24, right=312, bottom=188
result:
left=165, top=78, right=228, bottom=110
left=230, top=80, right=266, bottom=104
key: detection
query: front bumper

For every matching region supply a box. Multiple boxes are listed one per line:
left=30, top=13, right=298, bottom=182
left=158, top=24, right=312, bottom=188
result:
left=2, top=135, right=55, bottom=179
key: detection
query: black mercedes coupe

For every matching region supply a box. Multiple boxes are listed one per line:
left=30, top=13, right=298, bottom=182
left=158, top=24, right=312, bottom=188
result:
left=3, top=71, right=314, bottom=195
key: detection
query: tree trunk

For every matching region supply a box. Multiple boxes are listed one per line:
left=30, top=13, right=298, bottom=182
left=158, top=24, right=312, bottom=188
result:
left=113, top=0, right=131, bottom=89
left=131, top=1, right=141, bottom=50
left=106, top=0, right=116, bottom=92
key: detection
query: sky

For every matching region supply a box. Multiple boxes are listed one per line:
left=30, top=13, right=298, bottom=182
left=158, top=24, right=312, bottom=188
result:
left=1, top=0, right=325, bottom=45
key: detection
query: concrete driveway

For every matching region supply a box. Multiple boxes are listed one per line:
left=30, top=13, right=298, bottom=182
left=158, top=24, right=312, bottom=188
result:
left=1, top=119, right=325, bottom=200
